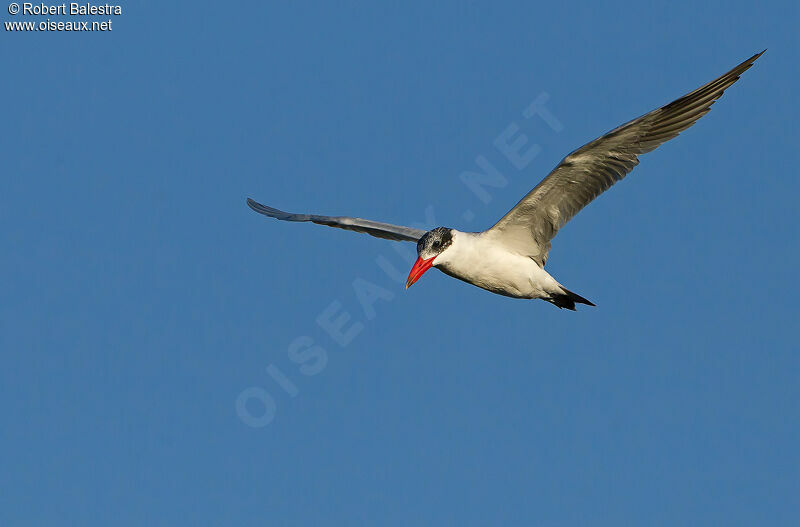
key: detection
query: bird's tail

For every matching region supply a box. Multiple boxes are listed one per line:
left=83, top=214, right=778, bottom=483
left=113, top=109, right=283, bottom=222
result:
left=548, top=287, right=596, bottom=311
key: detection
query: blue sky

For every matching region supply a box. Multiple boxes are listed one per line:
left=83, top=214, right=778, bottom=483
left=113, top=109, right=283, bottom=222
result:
left=2, top=1, right=798, bottom=525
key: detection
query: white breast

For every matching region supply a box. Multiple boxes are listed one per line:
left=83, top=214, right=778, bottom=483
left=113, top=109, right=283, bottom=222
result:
left=433, top=230, right=562, bottom=299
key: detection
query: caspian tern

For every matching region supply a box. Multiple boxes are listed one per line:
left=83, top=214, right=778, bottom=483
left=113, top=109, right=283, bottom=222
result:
left=248, top=51, right=763, bottom=310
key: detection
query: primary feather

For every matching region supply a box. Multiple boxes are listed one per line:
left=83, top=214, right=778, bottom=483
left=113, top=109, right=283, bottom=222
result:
left=488, top=51, right=765, bottom=266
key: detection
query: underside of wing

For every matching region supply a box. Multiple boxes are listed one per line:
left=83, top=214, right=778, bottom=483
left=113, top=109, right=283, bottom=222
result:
left=488, top=51, right=764, bottom=266
left=247, top=198, right=426, bottom=242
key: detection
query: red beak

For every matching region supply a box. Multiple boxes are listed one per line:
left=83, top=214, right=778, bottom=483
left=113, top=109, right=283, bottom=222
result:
left=405, top=256, right=435, bottom=289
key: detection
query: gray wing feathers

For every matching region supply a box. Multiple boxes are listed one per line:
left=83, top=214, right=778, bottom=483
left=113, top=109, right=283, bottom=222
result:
left=247, top=198, right=425, bottom=242
left=489, top=51, right=764, bottom=266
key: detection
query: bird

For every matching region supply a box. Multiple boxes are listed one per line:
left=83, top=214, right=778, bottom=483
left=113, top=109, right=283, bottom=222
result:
left=248, top=51, right=764, bottom=310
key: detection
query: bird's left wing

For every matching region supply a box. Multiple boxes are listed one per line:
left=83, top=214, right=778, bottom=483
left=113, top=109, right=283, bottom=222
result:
left=247, top=198, right=426, bottom=242
left=487, top=50, right=764, bottom=266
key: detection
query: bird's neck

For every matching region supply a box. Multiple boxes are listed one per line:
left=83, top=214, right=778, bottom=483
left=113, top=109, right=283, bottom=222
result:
left=433, top=230, right=477, bottom=269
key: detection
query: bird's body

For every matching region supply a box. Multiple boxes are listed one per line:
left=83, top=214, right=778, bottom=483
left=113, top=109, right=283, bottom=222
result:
left=247, top=51, right=764, bottom=310
left=434, top=230, right=563, bottom=300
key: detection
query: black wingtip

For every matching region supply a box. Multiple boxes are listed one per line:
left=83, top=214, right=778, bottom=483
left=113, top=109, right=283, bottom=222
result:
left=746, top=50, right=767, bottom=65
left=245, top=198, right=300, bottom=222
left=246, top=198, right=263, bottom=215
left=246, top=197, right=271, bottom=216
left=246, top=197, right=270, bottom=214
left=734, top=50, right=765, bottom=73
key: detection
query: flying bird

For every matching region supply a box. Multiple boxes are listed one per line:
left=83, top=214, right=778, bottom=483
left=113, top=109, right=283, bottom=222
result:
left=248, top=51, right=763, bottom=310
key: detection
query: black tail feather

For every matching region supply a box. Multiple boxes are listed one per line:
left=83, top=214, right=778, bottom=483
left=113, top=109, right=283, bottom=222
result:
left=548, top=288, right=596, bottom=310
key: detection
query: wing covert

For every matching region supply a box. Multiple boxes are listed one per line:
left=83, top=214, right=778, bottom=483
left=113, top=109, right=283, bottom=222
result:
left=488, top=51, right=764, bottom=266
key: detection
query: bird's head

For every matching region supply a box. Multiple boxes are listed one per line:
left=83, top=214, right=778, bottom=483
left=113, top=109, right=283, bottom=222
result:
left=405, top=227, right=454, bottom=289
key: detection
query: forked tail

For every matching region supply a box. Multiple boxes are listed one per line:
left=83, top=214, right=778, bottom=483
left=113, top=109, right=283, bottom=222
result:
left=548, top=287, right=596, bottom=311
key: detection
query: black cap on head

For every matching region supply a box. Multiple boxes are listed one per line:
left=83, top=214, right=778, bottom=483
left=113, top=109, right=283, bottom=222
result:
left=417, top=227, right=453, bottom=259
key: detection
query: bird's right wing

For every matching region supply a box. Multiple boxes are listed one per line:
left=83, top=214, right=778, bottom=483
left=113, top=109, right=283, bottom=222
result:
left=247, top=198, right=426, bottom=242
left=487, top=51, right=764, bottom=267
